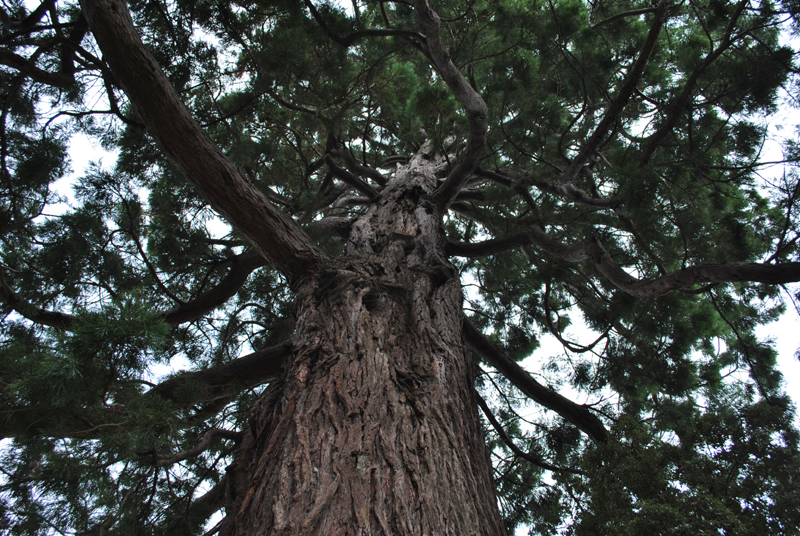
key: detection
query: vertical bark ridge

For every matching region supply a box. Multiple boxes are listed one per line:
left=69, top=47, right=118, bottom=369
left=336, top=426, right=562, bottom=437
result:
left=224, top=152, right=505, bottom=535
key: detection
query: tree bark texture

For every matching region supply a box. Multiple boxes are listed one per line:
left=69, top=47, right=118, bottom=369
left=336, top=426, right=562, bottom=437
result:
left=222, top=151, right=506, bottom=536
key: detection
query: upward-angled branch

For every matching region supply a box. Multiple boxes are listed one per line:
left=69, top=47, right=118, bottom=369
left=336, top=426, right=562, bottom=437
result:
left=561, top=1, right=668, bottom=185
left=463, top=318, right=608, bottom=443
left=324, top=155, right=380, bottom=200
left=639, top=0, right=749, bottom=165
left=413, top=0, right=489, bottom=212
left=80, top=0, right=328, bottom=284
left=162, top=250, right=268, bottom=326
left=0, top=0, right=55, bottom=30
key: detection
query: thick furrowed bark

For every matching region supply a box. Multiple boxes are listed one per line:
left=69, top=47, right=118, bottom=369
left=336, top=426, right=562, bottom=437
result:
left=223, top=152, right=505, bottom=536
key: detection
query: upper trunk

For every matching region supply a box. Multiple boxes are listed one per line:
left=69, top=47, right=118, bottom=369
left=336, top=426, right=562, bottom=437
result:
left=222, top=149, right=506, bottom=535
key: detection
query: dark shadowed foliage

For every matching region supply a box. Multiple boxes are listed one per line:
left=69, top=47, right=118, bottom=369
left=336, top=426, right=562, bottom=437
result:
left=1, top=0, right=800, bottom=534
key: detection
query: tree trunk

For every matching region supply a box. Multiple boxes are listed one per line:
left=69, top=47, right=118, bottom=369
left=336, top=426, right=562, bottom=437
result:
left=222, top=149, right=506, bottom=535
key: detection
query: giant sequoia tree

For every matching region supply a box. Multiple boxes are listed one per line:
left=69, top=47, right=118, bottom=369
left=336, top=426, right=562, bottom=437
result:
left=2, top=0, right=800, bottom=533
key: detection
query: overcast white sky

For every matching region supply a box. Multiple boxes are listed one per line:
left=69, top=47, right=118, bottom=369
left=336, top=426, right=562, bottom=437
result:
left=63, top=126, right=800, bottom=416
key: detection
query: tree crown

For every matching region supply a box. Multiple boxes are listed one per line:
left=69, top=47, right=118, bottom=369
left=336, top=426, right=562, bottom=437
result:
left=2, top=0, right=800, bottom=533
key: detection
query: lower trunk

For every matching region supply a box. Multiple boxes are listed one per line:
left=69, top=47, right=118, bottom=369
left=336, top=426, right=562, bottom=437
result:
left=222, top=153, right=506, bottom=535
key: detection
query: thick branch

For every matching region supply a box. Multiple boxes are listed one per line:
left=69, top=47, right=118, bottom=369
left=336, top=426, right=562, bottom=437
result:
left=463, top=318, right=608, bottom=443
left=145, top=341, right=291, bottom=408
left=330, top=147, right=387, bottom=186
left=0, top=47, right=73, bottom=87
left=162, top=250, right=267, bottom=326
left=80, top=0, right=328, bottom=284
left=585, top=238, right=800, bottom=298
left=185, top=475, right=228, bottom=529
left=324, top=154, right=380, bottom=200
left=0, top=268, right=77, bottom=330
left=413, top=0, right=488, bottom=211
left=449, top=226, right=800, bottom=296
left=0, top=341, right=291, bottom=439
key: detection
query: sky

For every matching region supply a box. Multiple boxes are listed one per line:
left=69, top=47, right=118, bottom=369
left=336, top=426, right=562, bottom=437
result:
left=64, top=125, right=800, bottom=418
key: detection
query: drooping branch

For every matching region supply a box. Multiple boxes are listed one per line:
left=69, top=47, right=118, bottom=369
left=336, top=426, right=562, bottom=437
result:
left=80, top=0, right=328, bottom=284
left=476, top=392, right=585, bottom=474
left=560, top=1, right=668, bottom=185
left=463, top=318, right=608, bottom=443
left=413, top=0, right=489, bottom=212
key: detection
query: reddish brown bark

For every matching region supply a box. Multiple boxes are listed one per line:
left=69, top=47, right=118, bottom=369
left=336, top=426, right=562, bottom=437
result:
left=222, top=152, right=505, bottom=536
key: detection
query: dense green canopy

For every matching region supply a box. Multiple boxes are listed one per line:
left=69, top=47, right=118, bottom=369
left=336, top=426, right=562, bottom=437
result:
left=2, top=0, right=800, bottom=533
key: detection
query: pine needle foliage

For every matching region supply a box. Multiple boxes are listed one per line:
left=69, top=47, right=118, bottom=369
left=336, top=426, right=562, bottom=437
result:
left=1, top=0, right=800, bottom=533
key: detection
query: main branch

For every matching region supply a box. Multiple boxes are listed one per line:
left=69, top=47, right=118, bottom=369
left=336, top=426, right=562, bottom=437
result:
left=463, top=318, right=608, bottom=443
left=449, top=227, right=800, bottom=297
left=79, top=0, right=328, bottom=284
left=414, top=0, right=489, bottom=212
